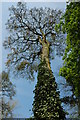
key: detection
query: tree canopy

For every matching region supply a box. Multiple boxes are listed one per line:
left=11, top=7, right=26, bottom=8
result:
left=3, top=2, right=65, bottom=80
left=55, top=1, right=80, bottom=117
left=58, top=2, right=80, bottom=97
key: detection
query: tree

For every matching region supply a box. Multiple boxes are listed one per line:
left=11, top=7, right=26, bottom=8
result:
left=1, top=71, right=15, bottom=99
left=56, top=1, right=80, bottom=116
left=3, top=2, right=66, bottom=118
left=0, top=71, right=16, bottom=118
left=33, top=61, right=66, bottom=119
left=3, top=2, right=65, bottom=80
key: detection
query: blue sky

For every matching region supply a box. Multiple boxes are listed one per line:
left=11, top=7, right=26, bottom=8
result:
left=1, top=2, right=74, bottom=118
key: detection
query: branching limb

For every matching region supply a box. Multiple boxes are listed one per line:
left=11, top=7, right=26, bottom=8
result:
left=38, top=36, right=42, bottom=44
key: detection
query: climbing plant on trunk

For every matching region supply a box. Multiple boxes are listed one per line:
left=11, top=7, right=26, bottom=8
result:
left=33, top=61, right=66, bottom=119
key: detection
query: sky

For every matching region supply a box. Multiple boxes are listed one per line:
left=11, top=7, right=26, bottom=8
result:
left=0, top=2, right=2, bottom=74
left=1, top=0, right=66, bottom=2
left=1, top=1, right=76, bottom=118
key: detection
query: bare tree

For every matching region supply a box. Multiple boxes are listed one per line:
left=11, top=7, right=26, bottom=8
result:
left=3, top=2, right=64, bottom=80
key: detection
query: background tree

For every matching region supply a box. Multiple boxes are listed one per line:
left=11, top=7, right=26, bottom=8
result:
left=55, top=1, right=80, bottom=117
left=0, top=71, right=16, bottom=118
left=3, top=2, right=65, bottom=80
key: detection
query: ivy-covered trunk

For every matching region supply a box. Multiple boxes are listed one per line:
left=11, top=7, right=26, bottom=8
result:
left=32, top=61, right=66, bottom=120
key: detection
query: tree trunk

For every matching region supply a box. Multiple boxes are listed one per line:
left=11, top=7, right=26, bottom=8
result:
left=33, top=61, right=66, bottom=119
left=78, top=98, right=80, bottom=117
left=39, top=35, right=51, bottom=70
left=33, top=33, right=66, bottom=119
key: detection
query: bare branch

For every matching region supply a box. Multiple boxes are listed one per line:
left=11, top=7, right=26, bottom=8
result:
left=3, top=2, right=63, bottom=79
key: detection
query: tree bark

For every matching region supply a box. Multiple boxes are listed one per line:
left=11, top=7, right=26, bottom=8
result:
left=39, top=35, right=51, bottom=70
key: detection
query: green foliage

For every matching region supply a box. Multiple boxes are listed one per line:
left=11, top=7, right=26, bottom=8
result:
left=58, top=2, right=80, bottom=97
left=33, top=61, right=66, bottom=120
